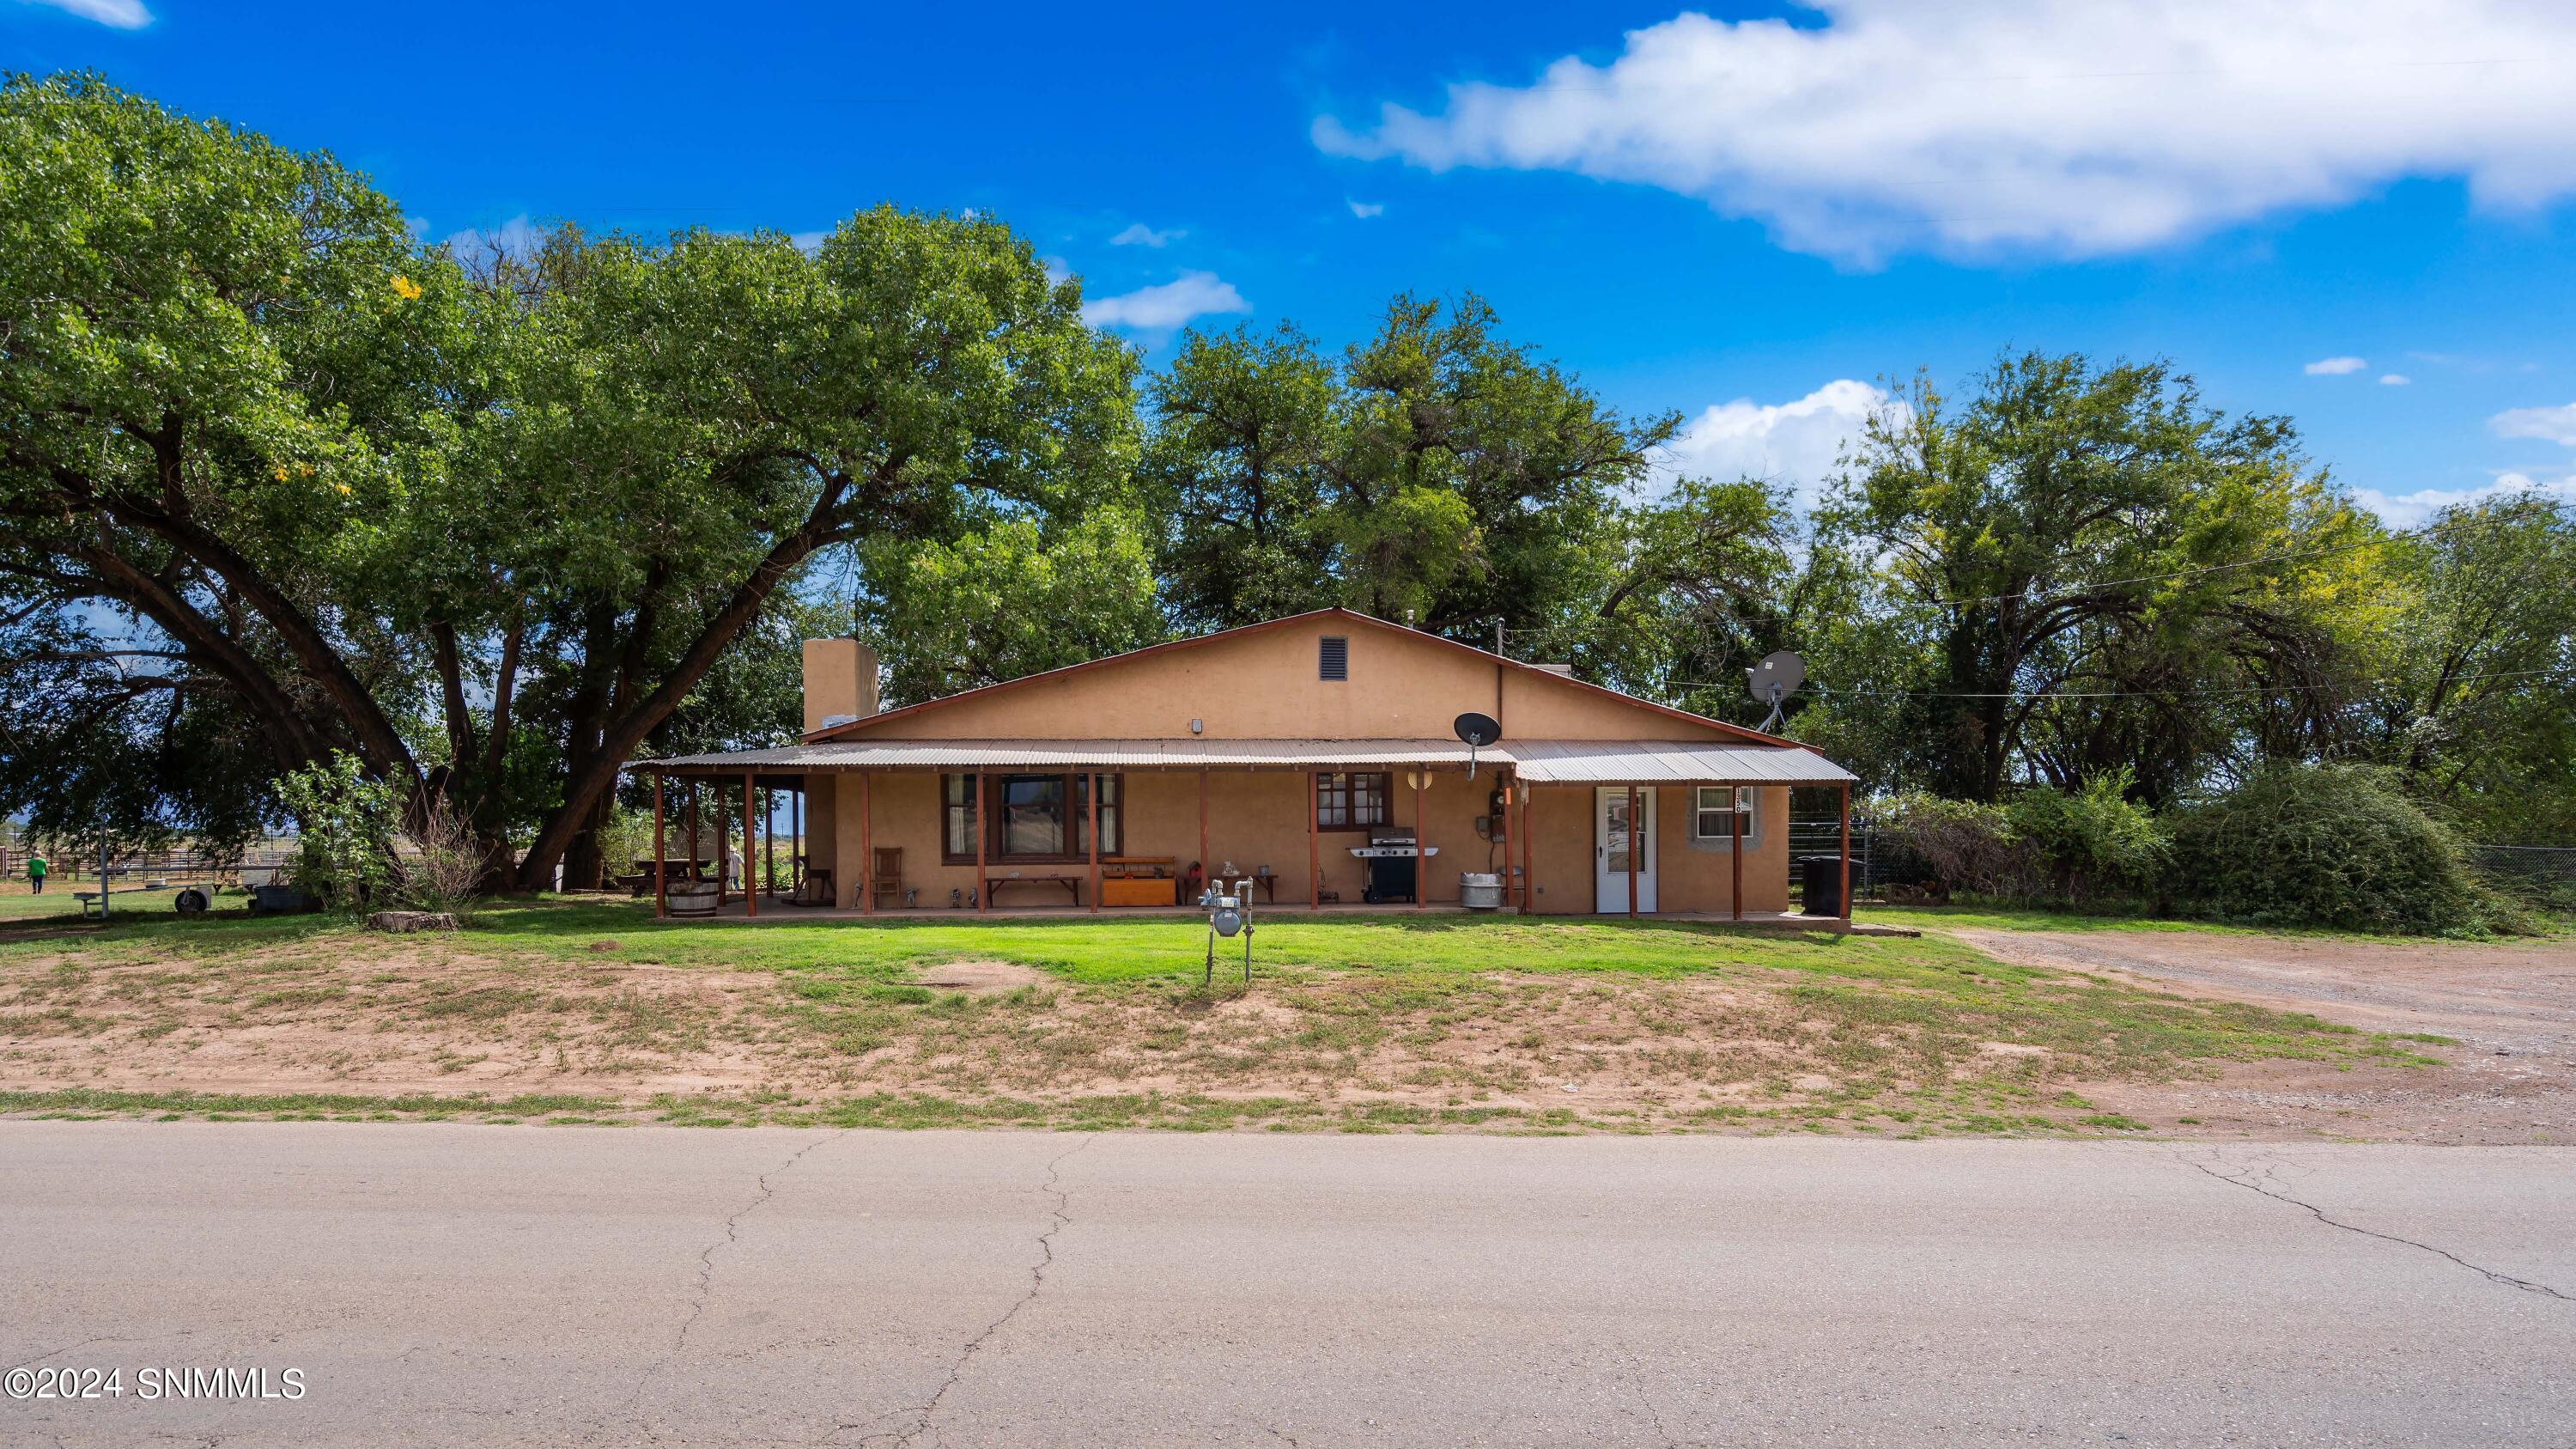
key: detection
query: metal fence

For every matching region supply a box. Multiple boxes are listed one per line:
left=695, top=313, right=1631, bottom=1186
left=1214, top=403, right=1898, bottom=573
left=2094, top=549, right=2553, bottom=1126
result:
left=1784, top=819, right=1885, bottom=908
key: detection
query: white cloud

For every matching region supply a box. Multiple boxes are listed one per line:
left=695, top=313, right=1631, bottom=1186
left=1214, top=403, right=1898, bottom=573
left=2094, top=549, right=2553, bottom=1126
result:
left=2379, top=374, right=2411, bottom=387
left=441, top=216, right=545, bottom=262
left=1082, top=271, right=1250, bottom=331
left=1110, top=222, right=1183, bottom=247
left=1039, top=254, right=1072, bottom=286
left=1314, top=2, right=2576, bottom=262
left=2355, top=473, right=2571, bottom=528
left=1658, top=379, right=1899, bottom=508
left=26, top=0, right=151, bottom=27
left=2304, top=356, right=2369, bottom=375
left=1346, top=198, right=1386, bottom=218
left=2491, top=400, right=2576, bottom=447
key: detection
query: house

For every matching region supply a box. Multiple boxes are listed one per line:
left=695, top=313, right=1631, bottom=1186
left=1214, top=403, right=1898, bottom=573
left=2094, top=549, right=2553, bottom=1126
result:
left=638, top=607, right=1857, bottom=920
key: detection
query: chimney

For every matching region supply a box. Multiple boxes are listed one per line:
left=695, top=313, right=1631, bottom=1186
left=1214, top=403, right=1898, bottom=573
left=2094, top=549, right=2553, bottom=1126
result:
left=802, top=638, right=878, bottom=735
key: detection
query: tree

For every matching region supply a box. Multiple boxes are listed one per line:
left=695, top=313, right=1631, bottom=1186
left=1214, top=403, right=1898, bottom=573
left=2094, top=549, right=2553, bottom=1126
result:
left=859, top=508, right=1166, bottom=707
left=1823, top=353, right=2376, bottom=801
left=1142, top=295, right=1676, bottom=648
left=0, top=75, right=1137, bottom=891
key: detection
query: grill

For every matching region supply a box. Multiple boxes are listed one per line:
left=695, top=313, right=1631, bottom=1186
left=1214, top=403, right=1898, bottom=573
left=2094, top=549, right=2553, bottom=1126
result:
left=1349, top=831, right=1439, bottom=903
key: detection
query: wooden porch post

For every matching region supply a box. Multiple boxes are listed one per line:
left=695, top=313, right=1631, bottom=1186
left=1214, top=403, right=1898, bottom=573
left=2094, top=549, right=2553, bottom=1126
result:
left=1307, top=770, right=1320, bottom=911
left=975, top=771, right=987, bottom=914
left=688, top=780, right=700, bottom=888
left=1413, top=769, right=1426, bottom=909
left=1087, top=771, right=1100, bottom=914
left=1198, top=770, right=1208, bottom=892
left=762, top=786, right=774, bottom=898
left=1625, top=783, right=1639, bottom=918
left=715, top=780, right=728, bottom=909
left=1839, top=782, right=1853, bottom=922
left=742, top=772, right=756, bottom=918
left=653, top=773, right=667, bottom=920
left=1730, top=783, right=1743, bottom=922
left=792, top=787, right=802, bottom=893
left=859, top=771, right=873, bottom=914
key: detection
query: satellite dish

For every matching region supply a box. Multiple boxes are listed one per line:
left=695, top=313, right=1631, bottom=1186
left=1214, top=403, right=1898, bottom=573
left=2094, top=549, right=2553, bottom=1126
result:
left=1746, top=652, right=1805, bottom=731
left=1454, top=711, right=1503, bottom=780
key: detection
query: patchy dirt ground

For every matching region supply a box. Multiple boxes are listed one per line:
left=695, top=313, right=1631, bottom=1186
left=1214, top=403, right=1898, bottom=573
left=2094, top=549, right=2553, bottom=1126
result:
left=1950, top=928, right=2576, bottom=1145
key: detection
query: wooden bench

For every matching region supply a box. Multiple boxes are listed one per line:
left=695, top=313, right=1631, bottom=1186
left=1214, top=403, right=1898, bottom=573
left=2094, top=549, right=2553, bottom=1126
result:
left=984, top=873, right=1084, bottom=906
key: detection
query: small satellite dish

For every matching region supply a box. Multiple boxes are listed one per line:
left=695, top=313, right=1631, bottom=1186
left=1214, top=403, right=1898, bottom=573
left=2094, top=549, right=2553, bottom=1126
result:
left=1746, top=651, right=1805, bottom=731
left=1454, top=711, right=1503, bottom=781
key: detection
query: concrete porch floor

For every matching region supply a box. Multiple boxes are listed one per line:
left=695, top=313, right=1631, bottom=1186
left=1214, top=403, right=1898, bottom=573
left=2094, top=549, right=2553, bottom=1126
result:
left=648, top=895, right=1913, bottom=935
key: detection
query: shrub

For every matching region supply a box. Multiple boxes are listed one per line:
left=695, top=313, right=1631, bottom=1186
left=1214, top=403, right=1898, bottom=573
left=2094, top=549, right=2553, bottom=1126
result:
left=2166, top=764, right=2517, bottom=935
left=274, top=752, right=403, bottom=912
left=1869, top=793, right=2044, bottom=898
left=2004, top=769, right=2169, bottom=902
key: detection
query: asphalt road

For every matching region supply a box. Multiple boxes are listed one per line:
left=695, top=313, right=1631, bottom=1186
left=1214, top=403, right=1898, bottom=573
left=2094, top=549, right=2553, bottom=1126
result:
left=3, top=1126, right=2572, bottom=1446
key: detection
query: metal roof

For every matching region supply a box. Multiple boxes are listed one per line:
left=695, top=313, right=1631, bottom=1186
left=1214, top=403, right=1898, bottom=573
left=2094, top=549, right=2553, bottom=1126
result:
left=643, top=737, right=1853, bottom=783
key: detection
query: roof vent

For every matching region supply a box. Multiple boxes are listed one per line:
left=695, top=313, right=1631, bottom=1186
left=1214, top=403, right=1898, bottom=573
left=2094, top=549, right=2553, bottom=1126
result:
left=1531, top=662, right=1576, bottom=678
left=818, top=713, right=859, bottom=728
left=1319, top=636, right=1349, bottom=681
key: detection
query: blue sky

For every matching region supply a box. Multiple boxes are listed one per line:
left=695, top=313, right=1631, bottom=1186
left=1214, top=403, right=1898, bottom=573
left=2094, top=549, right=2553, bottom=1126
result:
left=9, top=0, right=2576, bottom=525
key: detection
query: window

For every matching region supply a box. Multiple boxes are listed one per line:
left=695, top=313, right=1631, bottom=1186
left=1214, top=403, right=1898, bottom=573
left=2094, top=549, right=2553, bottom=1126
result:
left=944, top=774, right=1121, bottom=861
left=1315, top=771, right=1392, bottom=831
left=1695, top=786, right=1753, bottom=841
left=1318, top=635, right=1349, bottom=680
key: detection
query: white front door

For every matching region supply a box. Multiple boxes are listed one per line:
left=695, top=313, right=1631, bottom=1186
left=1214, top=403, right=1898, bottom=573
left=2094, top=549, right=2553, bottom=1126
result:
left=1595, top=787, right=1656, bottom=913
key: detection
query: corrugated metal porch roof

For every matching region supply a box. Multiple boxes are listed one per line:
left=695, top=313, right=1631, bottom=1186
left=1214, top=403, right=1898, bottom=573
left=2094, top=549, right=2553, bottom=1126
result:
left=643, top=737, right=1854, bottom=784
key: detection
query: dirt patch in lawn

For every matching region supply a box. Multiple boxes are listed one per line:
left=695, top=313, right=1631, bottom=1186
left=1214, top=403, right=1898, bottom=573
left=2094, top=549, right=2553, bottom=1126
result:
left=1949, top=928, right=2576, bottom=1146
left=0, top=921, right=2467, bottom=1136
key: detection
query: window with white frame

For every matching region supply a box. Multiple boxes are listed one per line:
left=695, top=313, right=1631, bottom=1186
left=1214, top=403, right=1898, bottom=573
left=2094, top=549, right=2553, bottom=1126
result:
left=1695, top=786, right=1753, bottom=841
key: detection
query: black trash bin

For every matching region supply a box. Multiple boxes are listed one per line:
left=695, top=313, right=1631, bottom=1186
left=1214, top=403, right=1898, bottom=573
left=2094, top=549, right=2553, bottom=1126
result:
left=1800, top=855, right=1845, bottom=918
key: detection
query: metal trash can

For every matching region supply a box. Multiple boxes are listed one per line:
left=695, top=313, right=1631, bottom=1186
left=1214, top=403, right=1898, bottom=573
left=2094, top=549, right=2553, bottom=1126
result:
left=1458, top=872, right=1504, bottom=910
left=1800, top=855, right=1845, bottom=918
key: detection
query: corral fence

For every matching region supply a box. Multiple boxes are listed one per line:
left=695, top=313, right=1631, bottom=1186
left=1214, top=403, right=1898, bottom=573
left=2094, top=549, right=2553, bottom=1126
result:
left=2, top=842, right=296, bottom=887
left=2470, top=845, right=2576, bottom=899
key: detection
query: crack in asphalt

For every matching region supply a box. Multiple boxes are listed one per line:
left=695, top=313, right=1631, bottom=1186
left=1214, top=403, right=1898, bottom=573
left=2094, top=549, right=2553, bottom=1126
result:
left=622, top=1130, right=849, bottom=1444
left=860, top=1134, right=1098, bottom=1448
left=2185, top=1149, right=2574, bottom=1303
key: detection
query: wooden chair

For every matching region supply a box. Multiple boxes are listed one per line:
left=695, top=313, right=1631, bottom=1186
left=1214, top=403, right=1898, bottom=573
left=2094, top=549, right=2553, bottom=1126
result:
left=871, top=848, right=904, bottom=910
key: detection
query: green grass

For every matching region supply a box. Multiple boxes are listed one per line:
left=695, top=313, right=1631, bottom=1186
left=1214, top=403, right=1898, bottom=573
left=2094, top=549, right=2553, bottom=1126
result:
left=0, top=894, right=2440, bottom=1137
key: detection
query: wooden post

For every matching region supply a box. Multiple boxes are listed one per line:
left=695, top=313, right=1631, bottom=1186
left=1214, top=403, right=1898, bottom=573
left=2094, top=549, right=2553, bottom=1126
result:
left=1087, top=771, right=1100, bottom=914
left=792, top=786, right=802, bottom=893
left=743, top=772, right=756, bottom=918
left=1730, top=784, right=1743, bottom=922
left=762, top=785, right=773, bottom=899
left=1413, top=769, right=1426, bottom=909
left=1839, top=782, right=1853, bottom=923
left=1625, top=783, right=1639, bottom=918
left=687, top=780, right=700, bottom=890
left=1198, top=769, right=1208, bottom=894
left=1307, top=771, right=1320, bottom=911
left=860, top=772, right=874, bottom=914
left=975, top=771, right=987, bottom=914
left=653, top=773, right=667, bottom=920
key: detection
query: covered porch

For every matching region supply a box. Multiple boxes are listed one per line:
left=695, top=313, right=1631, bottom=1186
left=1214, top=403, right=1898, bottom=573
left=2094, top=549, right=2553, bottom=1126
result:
left=639, top=738, right=1856, bottom=923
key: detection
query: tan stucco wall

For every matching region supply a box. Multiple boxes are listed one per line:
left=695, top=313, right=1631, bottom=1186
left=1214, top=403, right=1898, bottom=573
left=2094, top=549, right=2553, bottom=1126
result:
left=1520, top=784, right=1790, bottom=916
left=840, top=615, right=1735, bottom=744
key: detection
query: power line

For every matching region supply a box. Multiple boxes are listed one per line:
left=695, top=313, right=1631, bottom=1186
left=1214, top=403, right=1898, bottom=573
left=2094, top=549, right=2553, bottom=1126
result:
left=1665, top=667, right=2566, bottom=703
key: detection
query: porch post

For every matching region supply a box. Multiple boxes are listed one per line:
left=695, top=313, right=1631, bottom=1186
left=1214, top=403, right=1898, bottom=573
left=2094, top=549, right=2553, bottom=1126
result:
left=792, top=787, right=802, bottom=893
left=860, top=771, right=873, bottom=914
left=1198, top=770, right=1208, bottom=892
left=1307, top=770, right=1320, bottom=911
left=975, top=771, right=987, bottom=914
left=688, top=780, right=700, bottom=889
left=762, top=786, right=774, bottom=898
left=1839, top=782, right=1853, bottom=922
left=715, top=780, right=727, bottom=910
left=1087, top=770, right=1100, bottom=914
left=1730, top=782, right=1743, bottom=922
left=1626, top=783, right=1639, bottom=918
left=653, top=772, right=667, bottom=920
left=742, top=772, right=756, bottom=918
left=1413, top=768, right=1426, bottom=909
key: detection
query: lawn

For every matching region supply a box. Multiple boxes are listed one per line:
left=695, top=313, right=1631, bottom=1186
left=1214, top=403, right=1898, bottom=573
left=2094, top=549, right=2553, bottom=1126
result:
left=0, top=893, right=2433, bottom=1135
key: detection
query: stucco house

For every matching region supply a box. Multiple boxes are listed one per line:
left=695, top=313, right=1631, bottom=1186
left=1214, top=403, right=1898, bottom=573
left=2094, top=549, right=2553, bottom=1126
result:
left=639, top=607, right=1857, bottom=920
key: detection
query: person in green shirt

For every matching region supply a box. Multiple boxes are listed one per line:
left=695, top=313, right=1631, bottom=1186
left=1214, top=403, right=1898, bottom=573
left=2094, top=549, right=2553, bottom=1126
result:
left=25, top=851, right=46, bottom=895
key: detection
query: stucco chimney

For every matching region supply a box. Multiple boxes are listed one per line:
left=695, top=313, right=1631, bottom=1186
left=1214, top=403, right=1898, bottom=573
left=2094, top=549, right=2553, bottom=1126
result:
left=801, top=638, right=878, bottom=734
